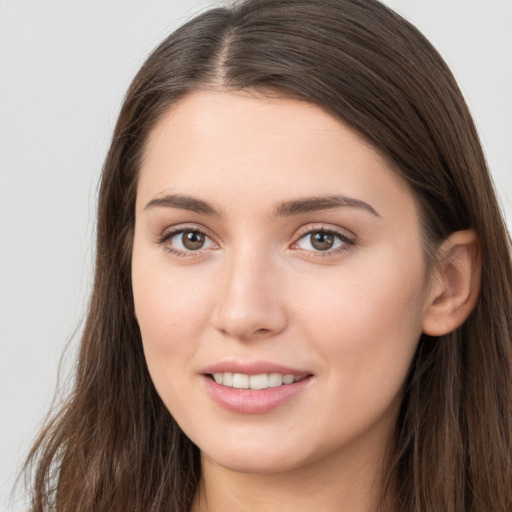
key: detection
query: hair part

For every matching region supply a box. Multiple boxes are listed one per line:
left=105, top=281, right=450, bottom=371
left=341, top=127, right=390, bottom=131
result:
left=25, top=1, right=512, bottom=511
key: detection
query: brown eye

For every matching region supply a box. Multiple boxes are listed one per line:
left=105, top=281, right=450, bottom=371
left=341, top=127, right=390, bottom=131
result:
left=294, top=228, right=353, bottom=254
left=161, top=227, right=216, bottom=256
left=182, top=230, right=205, bottom=250
left=310, top=231, right=335, bottom=251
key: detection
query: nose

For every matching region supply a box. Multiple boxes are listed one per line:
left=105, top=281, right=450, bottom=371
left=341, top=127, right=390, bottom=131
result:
left=211, top=249, right=288, bottom=341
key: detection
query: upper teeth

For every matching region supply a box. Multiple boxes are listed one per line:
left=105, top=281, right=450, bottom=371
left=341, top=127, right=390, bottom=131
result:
left=212, top=372, right=302, bottom=389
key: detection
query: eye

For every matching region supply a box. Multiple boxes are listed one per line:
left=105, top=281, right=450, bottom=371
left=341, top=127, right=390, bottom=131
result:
left=159, top=228, right=216, bottom=255
left=294, top=229, right=354, bottom=253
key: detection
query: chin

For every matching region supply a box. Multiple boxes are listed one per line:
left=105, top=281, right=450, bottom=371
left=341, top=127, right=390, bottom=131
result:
left=197, top=435, right=322, bottom=476
left=205, top=451, right=306, bottom=475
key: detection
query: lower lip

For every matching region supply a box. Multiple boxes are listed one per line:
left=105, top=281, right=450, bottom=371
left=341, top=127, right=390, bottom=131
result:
left=203, top=375, right=313, bottom=414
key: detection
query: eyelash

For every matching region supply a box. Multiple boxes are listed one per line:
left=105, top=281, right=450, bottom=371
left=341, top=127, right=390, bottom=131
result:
left=157, top=224, right=356, bottom=258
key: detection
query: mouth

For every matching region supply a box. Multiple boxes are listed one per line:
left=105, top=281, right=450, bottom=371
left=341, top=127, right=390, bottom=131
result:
left=208, top=372, right=309, bottom=390
left=201, top=362, right=314, bottom=413
left=203, top=370, right=313, bottom=414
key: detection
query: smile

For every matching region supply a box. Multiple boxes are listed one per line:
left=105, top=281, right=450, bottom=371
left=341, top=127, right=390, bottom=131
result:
left=204, top=372, right=313, bottom=414
left=211, top=372, right=306, bottom=389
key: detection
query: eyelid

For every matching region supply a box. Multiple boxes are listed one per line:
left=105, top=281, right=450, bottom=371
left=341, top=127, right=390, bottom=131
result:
left=159, top=223, right=214, bottom=240
left=292, top=223, right=356, bottom=242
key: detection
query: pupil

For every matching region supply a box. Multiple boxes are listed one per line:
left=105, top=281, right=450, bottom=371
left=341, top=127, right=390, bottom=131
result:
left=182, top=231, right=204, bottom=250
left=311, top=231, right=334, bottom=251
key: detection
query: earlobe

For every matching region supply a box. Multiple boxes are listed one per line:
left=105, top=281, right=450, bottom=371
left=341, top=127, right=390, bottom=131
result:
left=422, top=230, right=481, bottom=336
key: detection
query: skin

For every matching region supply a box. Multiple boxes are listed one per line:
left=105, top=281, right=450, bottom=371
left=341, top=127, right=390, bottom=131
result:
left=131, top=89, right=443, bottom=512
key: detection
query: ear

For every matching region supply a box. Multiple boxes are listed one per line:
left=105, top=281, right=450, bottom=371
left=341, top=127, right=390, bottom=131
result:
left=422, top=230, right=481, bottom=336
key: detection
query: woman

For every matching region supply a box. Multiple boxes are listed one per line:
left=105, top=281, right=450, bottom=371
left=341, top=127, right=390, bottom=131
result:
left=25, top=0, right=512, bottom=511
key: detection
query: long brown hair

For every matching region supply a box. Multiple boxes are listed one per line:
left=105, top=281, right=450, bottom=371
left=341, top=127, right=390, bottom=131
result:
left=25, top=1, right=512, bottom=510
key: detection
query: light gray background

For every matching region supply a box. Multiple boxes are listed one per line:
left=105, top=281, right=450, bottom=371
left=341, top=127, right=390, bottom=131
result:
left=1, top=1, right=511, bottom=510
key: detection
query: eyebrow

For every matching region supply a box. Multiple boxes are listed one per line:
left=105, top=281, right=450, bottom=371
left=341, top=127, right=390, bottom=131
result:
left=144, top=194, right=222, bottom=216
left=273, top=195, right=380, bottom=217
left=144, top=193, right=380, bottom=218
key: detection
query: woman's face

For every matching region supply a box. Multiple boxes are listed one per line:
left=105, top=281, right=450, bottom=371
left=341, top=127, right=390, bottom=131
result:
left=132, top=90, right=433, bottom=476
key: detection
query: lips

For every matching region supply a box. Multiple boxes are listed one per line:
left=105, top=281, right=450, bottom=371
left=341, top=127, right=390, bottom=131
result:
left=201, top=362, right=313, bottom=414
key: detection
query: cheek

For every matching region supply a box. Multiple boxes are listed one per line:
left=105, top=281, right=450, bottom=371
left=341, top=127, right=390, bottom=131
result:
left=293, top=258, right=425, bottom=440
left=133, top=240, right=209, bottom=326
left=132, top=267, right=213, bottom=422
left=131, top=249, right=213, bottom=381
left=293, top=249, right=426, bottom=381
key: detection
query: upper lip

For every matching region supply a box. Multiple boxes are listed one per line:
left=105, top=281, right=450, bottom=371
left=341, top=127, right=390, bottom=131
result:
left=202, top=361, right=312, bottom=377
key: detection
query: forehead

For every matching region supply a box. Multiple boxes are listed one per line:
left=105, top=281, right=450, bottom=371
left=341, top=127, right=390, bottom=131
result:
left=137, top=89, right=414, bottom=220
left=142, top=89, right=355, bottom=166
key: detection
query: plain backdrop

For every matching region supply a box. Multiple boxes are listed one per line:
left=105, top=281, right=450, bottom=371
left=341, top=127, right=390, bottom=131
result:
left=1, top=1, right=511, bottom=510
